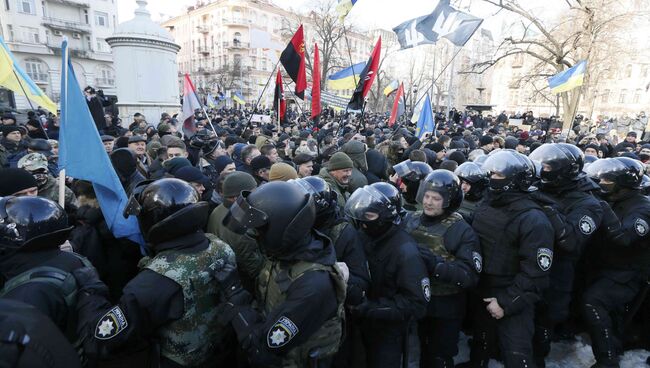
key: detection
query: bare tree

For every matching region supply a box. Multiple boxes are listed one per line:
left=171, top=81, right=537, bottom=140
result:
left=462, top=0, right=645, bottom=130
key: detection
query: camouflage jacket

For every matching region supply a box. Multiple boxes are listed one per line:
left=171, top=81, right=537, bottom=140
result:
left=40, top=176, right=77, bottom=209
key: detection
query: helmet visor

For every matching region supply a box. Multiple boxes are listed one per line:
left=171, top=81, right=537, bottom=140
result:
left=224, top=191, right=269, bottom=234
left=344, top=186, right=388, bottom=221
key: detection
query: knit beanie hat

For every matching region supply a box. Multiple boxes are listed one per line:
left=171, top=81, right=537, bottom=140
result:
left=428, top=143, right=445, bottom=153
left=214, top=156, right=234, bottom=176
left=163, top=157, right=192, bottom=175
left=222, top=172, right=257, bottom=198
left=251, top=155, right=272, bottom=172
left=327, top=152, right=354, bottom=171
left=269, top=163, right=298, bottom=182
left=0, top=168, right=38, bottom=196
left=448, top=151, right=466, bottom=165
left=174, top=166, right=208, bottom=185
left=479, top=135, right=494, bottom=146
left=293, top=153, right=313, bottom=166
left=146, top=141, right=163, bottom=159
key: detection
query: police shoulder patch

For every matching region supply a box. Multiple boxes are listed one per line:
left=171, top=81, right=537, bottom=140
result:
left=95, top=306, right=128, bottom=340
left=472, top=251, right=483, bottom=273
left=267, top=316, right=299, bottom=348
left=634, top=218, right=649, bottom=236
left=421, top=277, right=431, bottom=302
left=578, top=215, right=596, bottom=235
left=536, top=248, right=553, bottom=271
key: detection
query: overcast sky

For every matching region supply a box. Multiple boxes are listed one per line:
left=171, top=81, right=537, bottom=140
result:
left=117, top=0, right=562, bottom=39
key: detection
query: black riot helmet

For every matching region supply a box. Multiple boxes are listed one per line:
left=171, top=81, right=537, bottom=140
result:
left=416, top=170, right=464, bottom=213
left=0, top=196, right=72, bottom=252
left=289, top=176, right=339, bottom=229
left=344, top=182, right=402, bottom=238
left=393, top=160, right=433, bottom=204
left=529, top=143, right=584, bottom=190
left=123, top=178, right=208, bottom=245
left=482, top=150, right=535, bottom=193
left=224, top=181, right=315, bottom=259
left=454, top=162, right=488, bottom=201
left=585, top=157, right=645, bottom=196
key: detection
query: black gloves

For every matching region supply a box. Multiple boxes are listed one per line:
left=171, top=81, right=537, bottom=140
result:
left=210, top=260, right=246, bottom=301
left=72, top=266, right=109, bottom=296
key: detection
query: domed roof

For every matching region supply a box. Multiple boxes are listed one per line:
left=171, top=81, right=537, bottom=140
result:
left=111, top=0, right=174, bottom=43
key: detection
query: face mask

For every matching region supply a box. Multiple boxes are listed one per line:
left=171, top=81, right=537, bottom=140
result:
left=33, top=172, right=49, bottom=187
left=360, top=219, right=391, bottom=238
left=599, top=182, right=616, bottom=195
left=639, top=153, right=650, bottom=161
left=489, top=178, right=511, bottom=192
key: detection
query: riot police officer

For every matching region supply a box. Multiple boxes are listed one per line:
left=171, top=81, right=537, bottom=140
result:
left=582, top=157, right=650, bottom=368
left=528, top=143, right=604, bottom=367
left=463, top=150, right=555, bottom=368
left=403, top=170, right=481, bottom=368
left=393, top=159, right=433, bottom=211
left=344, top=182, right=429, bottom=368
left=0, top=196, right=89, bottom=353
left=454, top=162, right=488, bottom=224
left=72, top=178, right=236, bottom=367
left=291, top=176, right=370, bottom=368
left=216, top=181, right=346, bottom=367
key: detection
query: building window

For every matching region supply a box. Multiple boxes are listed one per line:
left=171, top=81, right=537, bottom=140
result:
left=96, top=66, right=115, bottom=86
left=20, top=26, right=39, bottom=43
left=601, top=89, right=610, bottom=104
left=625, top=64, right=632, bottom=78
left=234, top=32, right=241, bottom=44
left=618, top=89, right=627, bottom=104
left=25, top=58, right=47, bottom=82
left=17, top=0, right=35, bottom=14
left=95, top=11, right=108, bottom=27
left=96, top=38, right=109, bottom=52
left=86, top=35, right=91, bottom=50
left=7, top=25, right=14, bottom=41
left=633, top=89, right=642, bottom=104
left=4, top=0, right=9, bottom=11
left=83, top=9, right=89, bottom=24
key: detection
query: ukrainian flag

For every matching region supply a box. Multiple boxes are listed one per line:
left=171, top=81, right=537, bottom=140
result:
left=0, top=36, right=57, bottom=114
left=384, top=80, right=399, bottom=96
left=548, top=60, right=587, bottom=94
left=327, top=62, right=365, bottom=90
left=336, top=0, right=358, bottom=21
left=233, top=91, right=245, bottom=105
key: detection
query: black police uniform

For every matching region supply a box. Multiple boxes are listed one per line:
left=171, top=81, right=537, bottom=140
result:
left=403, top=211, right=481, bottom=368
left=469, top=191, right=555, bottom=368
left=531, top=177, right=603, bottom=364
left=0, top=299, right=82, bottom=368
left=358, top=226, right=429, bottom=368
left=582, top=189, right=650, bottom=367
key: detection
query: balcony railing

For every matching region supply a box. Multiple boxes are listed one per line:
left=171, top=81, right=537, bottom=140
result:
left=28, top=73, right=49, bottom=83
left=223, top=41, right=249, bottom=49
left=42, top=17, right=91, bottom=33
left=95, top=77, right=115, bottom=86
left=45, top=0, right=90, bottom=8
left=196, top=25, right=210, bottom=33
left=222, top=17, right=250, bottom=26
left=47, top=43, right=91, bottom=59
left=197, top=46, right=211, bottom=55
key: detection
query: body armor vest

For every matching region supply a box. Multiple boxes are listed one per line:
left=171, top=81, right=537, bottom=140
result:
left=257, top=259, right=346, bottom=367
left=457, top=199, right=479, bottom=222
left=405, top=211, right=463, bottom=296
left=472, top=199, right=541, bottom=276
left=142, top=234, right=235, bottom=366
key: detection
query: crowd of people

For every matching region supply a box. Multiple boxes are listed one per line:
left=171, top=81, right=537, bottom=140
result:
left=0, top=94, right=649, bottom=368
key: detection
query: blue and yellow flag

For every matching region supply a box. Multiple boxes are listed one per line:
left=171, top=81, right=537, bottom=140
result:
left=384, top=80, right=399, bottom=96
left=336, top=0, right=358, bottom=21
left=233, top=91, right=245, bottom=105
left=548, top=60, right=587, bottom=94
left=327, top=62, right=365, bottom=90
left=0, top=36, right=57, bottom=113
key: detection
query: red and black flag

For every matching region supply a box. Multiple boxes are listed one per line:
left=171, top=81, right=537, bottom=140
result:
left=388, top=82, right=405, bottom=127
left=273, top=69, right=286, bottom=124
left=280, top=25, right=307, bottom=99
left=311, top=43, right=321, bottom=123
left=348, top=37, right=381, bottom=110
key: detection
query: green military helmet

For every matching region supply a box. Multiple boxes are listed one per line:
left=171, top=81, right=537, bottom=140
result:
left=17, top=153, right=49, bottom=172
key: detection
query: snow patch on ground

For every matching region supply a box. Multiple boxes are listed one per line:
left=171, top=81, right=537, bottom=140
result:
left=454, top=333, right=649, bottom=367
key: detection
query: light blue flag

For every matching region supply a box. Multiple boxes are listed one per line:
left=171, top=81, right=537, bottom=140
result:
left=415, top=94, right=435, bottom=139
left=58, top=39, right=144, bottom=248
left=206, top=93, right=217, bottom=107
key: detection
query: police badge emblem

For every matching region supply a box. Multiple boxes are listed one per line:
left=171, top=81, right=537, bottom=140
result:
left=472, top=251, right=483, bottom=273
left=579, top=215, right=596, bottom=235
left=421, top=277, right=431, bottom=302
left=95, top=306, right=128, bottom=340
left=634, top=218, right=649, bottom=236
left=267, top=316, right=299, bottom=348
left=537, top=248, right=553, bottom=271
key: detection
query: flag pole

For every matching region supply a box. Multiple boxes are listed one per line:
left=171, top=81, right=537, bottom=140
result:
left=411, top=46, right=464, bottom=119
left=241, top=58, right=281, bottom=137
left=11, top=69, right=49, bottom=140
left=58, top=38, right=69, bottom=209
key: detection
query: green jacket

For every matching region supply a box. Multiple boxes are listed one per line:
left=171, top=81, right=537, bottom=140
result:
left=207, top=203, right=265, bottom=284
left=319, top=167, right=349, bottom=208
left=40, top=176, right=77, bottom=209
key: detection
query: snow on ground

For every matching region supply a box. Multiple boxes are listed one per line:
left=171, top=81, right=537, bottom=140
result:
left=453, top=333, right=649, bottom=368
